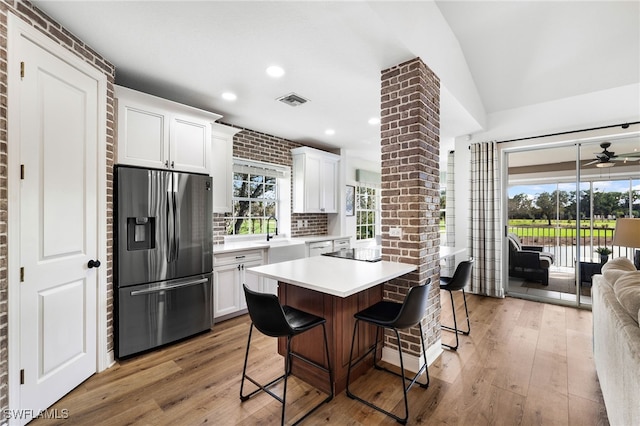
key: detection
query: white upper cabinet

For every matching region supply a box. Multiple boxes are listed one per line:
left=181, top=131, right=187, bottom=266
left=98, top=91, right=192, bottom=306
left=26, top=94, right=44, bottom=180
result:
left=291, top=147, right=340, bottom=213
left=211, top=123, right=241, bottom=213
left=116, top=86, right=221, bottom=174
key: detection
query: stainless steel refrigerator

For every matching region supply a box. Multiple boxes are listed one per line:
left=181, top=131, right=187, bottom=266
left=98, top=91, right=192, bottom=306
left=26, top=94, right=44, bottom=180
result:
left=115, top=165, right=213, bottom=358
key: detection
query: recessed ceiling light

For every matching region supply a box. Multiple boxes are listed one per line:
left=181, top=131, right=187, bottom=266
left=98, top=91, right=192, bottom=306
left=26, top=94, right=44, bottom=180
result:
left=325, top=129, right=335, bottom=136
left=368, top=117, right=380, bottom=125
left=266, top=65, right=285, bottom=78
left=222, top=92, right=237, bottom=101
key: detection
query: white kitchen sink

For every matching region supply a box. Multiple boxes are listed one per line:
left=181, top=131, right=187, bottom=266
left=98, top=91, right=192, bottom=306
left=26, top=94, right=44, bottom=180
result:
left=268, top=244, right=306, bottom=264
left=248, top=239, right=306, bottom=263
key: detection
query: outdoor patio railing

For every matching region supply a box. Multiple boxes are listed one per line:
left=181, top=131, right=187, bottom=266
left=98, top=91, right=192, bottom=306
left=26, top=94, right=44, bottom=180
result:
left=507, top=225, right=632, bottom=268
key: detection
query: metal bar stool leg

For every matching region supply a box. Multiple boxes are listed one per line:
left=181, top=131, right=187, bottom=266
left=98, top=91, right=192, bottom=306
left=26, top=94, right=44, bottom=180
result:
left=240, top=324, right=287, bottom=403
left=345, top=281, right=432, bottom=424
left=240, top=285, right=334, bottom=425
left=442, top=288, right=472, bottom=350
left=442, top=289, right=460, bottom=350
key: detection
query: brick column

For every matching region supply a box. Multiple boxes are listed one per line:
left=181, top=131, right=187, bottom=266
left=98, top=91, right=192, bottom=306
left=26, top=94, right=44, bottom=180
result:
left=380, top=57, right=441, bottom=356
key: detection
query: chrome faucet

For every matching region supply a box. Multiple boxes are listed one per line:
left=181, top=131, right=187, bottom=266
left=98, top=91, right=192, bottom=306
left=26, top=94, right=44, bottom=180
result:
left=266, top=216, right=278, bottom=241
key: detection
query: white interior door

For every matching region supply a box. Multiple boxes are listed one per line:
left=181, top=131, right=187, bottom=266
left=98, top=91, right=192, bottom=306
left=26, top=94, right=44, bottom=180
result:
left=17, top=31, right=99, bottom=418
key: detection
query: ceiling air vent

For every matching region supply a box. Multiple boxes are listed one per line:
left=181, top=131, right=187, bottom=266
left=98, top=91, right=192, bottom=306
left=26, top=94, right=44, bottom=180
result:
left=277, top=92, right=309, bottom=107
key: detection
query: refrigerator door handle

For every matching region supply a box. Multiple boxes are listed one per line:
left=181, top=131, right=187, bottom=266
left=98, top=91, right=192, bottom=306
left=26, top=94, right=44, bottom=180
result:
left=129, top=278, right=209, bottom=296
left=173, top=189, right=180, bottom=257
left=165, top=190, right=172, bottom=262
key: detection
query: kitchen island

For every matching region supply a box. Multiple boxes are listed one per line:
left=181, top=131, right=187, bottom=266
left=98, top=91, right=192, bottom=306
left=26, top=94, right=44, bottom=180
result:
left=246, top=255, right=416, bottom=394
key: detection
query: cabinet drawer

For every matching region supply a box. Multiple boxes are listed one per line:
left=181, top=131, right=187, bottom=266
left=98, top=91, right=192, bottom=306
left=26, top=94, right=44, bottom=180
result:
left=214, top=249, right=265, bottom=267
left=333, top=238, right=351, bottom=250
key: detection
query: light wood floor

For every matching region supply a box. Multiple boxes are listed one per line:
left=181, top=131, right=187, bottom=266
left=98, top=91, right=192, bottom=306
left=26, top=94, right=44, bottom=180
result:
left=33, top=294, right=609, bottom=425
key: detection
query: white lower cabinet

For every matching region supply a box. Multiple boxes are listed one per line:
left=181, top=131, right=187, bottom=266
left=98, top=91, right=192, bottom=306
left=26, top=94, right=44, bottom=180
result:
left=213, top=249, right=264, bottom=320
left=263, top=278, right=279, bottom=296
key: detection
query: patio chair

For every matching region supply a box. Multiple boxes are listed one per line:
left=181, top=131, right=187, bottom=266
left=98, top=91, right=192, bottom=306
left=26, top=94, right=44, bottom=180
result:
left=507, top=233, right=554, bottom=285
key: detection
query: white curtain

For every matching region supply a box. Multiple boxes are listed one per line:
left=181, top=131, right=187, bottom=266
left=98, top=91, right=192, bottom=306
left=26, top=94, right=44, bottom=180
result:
left=468, top=142, right=503, bottom=297
left=442, top=151, right=456, bottom=277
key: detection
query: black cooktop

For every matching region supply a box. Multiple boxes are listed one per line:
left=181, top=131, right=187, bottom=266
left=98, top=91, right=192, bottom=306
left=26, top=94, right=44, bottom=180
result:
left=322, top=248, right=382, bottom=262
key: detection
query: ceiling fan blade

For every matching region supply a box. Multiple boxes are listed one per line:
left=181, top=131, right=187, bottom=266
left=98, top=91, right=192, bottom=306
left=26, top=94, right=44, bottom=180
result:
left=611, top=156, right=640, bottom=162
left=583, top=160, right=599, bottom=166
left=616, top=151, right=640, bottom=158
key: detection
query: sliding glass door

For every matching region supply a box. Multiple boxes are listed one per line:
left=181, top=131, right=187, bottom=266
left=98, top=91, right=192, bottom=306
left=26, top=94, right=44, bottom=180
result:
left=504, top=133, right=639, bottom=308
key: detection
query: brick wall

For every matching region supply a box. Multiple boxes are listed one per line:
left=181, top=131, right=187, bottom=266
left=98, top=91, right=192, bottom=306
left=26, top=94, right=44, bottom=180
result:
left=380, top=57, right=441, bottom=351
left=0, top=0, right=116, bottom=413
left=212, top=126, right=329, bottom=242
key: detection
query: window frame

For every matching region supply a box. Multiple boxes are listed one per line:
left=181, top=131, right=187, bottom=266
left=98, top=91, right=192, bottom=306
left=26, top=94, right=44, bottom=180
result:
left=225, top=158, right=289, bottom=237
left=355, top=183, right=379, bottom=241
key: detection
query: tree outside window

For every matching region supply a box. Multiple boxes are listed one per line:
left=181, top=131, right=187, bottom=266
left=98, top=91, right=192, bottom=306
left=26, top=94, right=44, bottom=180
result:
left=226, top=170, right=278, bottom=235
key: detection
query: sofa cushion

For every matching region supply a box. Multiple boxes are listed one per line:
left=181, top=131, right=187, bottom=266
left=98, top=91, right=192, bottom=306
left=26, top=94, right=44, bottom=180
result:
left=612, top=271, right=640, bottom=324
left=602, top=257, right=637, bottom=284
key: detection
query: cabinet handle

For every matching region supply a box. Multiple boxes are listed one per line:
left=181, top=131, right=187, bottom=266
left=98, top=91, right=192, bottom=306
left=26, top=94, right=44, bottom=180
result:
left=171, top=161, right=175, bottom=168
left=164, top=160, right=169, bottom=168
left=235, top=255, right=246, bottom=259
left=237, top=264, right=241, bottom=271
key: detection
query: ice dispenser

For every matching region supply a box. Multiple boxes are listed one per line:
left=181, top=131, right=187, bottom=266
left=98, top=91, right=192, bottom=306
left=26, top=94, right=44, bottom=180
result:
left=127, top=217, right=155, bottom=250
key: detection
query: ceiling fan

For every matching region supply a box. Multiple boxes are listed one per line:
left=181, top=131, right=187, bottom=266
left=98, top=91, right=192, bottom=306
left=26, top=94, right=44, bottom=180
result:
left=584, top=142, right=640, bottom=168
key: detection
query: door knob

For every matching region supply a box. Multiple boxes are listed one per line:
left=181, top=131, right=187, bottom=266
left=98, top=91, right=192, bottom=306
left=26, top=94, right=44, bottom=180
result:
left=88, top=259, right=101, bottom=268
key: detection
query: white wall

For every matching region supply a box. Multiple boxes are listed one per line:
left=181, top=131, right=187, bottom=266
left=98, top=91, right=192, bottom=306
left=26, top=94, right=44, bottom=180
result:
left=452, top=83, right=640, bottom=255
left=342, top=153, right=381, bottom=247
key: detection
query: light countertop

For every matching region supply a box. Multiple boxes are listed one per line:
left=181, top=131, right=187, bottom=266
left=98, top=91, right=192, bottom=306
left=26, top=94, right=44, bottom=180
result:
left=213, top=235, right=351, bottom=254
left=440, top=246, right=466, bottom=258
left=246, top=255, right=416, bottom=298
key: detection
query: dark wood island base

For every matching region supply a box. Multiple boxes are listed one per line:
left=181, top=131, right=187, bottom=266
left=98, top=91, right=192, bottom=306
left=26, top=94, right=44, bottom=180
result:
left=278, top=281, right=383, bottom=395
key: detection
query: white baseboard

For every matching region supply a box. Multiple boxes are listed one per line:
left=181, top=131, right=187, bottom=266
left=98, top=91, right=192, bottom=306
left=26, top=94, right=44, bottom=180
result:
left=99, top=349, right=116, bottom=372
left=381, top=338, right=443, bottom=373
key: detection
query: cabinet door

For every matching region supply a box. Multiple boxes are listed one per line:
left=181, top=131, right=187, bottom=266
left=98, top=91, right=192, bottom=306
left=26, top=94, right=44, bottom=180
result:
left=213, top=263, right=242, bottom=318
left=321, top=158, right=338, bottom=213
left=291, top=147, right=340, bottom=213
left=304, top=154, right=323, bottom=213
left=211, top=124, right=240, bottom=213
left=263, top=278, right=278, bottom=295
left=170, top=115, right=210, bottom=174
left=239, top=259, right=264, bottom=309
left=118, top=104, right=169, bottom=169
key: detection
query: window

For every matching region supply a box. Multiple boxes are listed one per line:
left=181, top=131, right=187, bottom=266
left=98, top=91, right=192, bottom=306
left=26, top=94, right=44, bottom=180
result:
left=225, top=160, right=286, bottom=236
left=356, top=185, right=377, bottom=240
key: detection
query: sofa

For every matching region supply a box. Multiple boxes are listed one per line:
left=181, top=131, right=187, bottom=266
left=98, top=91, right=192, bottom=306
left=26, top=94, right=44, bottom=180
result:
left=593, top=257, right=640, bottom=426
left=507, top=233, right=554, bottom=285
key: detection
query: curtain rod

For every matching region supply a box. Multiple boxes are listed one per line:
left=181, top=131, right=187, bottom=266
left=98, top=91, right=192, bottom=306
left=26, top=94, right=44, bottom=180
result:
left=496, top=121, right=640, bottom=144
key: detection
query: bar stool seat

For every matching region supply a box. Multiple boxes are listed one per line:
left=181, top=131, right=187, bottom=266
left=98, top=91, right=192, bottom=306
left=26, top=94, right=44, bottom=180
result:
left=240, top=284, right=333, bottom=425
left=346, top=279, right=431, bottom=424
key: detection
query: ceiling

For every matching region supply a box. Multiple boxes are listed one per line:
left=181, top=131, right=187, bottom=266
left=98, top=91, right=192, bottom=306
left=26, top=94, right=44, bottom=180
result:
left=508, top=134, right=640, bottom=180
left=31, top=1, right=640, bottom=168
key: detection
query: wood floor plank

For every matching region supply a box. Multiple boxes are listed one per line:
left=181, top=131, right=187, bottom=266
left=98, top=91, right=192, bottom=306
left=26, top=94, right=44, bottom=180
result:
left=568, top=394, right=609, bottom=426
left=522, top=384, right=569, bottom=426
left=536, top=303, right=568, bottom=356
left=30, top=295, right=609, bottom=426
left=491, top=325, right=538, bottom=397
left=530, top=350, right=568, bottom=396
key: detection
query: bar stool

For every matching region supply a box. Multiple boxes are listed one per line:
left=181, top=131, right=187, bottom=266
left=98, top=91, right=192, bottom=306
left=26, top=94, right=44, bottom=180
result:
left=239, top=284, right=333, bottom=425
left=440, top=259, right=474, bottom=350
left=345, top=279, right=432, bottom=424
